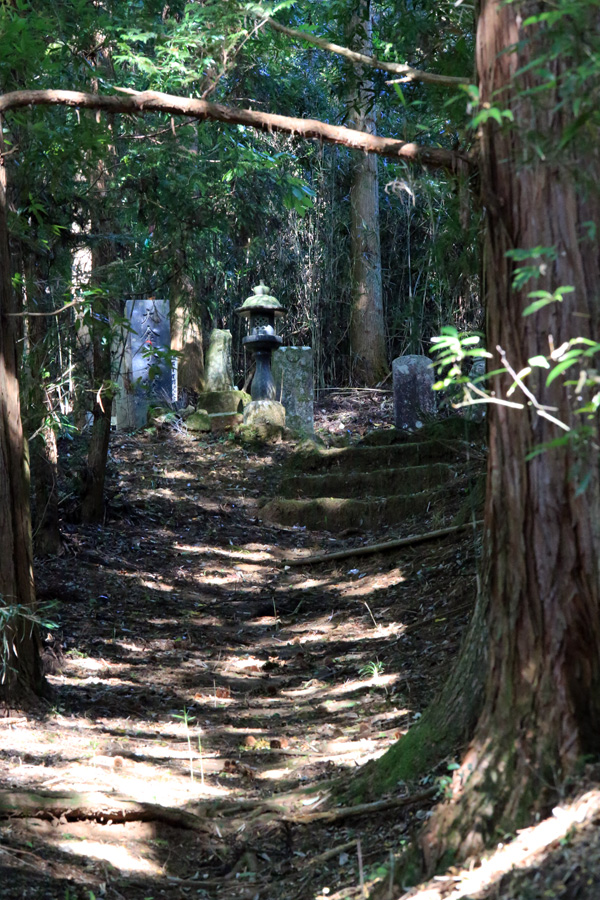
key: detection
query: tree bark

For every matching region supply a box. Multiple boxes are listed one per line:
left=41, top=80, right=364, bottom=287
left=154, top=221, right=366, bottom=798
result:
left=24, top=257, right=62, bottom=556
left=347, top=0, right=388, bottom=387
left=80, top=223, right=115, bottom=524
left=419, top=0, right=600, bottom=867
left=170, top=253, right=204, bottom=394
left=0, top=115, right=45, bottom=703
left=80, top=64, right=117, bottom=525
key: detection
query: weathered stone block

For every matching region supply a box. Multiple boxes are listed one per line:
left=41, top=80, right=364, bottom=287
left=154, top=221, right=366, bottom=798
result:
left=195, top=390, right=250, bottom=414
left=272, top=346, right=314, bottom=434
left=209, top=412, right=243, bottom=432
left=204, top=329, right=234, bottom=391
left=392, top=355, right=436, bottom=429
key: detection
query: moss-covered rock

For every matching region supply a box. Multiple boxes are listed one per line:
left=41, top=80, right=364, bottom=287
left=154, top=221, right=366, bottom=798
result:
left=186, top=410, right=211, bottom=432
left=238, top=422, right=283, bottom=444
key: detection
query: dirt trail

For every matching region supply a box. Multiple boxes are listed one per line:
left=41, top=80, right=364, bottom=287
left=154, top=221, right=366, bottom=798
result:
left=0, top=395, right=481, bottom=899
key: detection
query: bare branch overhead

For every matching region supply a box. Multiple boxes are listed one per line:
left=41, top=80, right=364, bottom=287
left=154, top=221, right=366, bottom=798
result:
left=0, top=88, right=474, bottom=173
left=261, top=16, right=470, bottom=87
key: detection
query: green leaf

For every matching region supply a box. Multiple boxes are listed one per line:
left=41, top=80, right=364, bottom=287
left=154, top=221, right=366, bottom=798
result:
left=546, top=357, right=580, bottom=386
left=522, top=296, right=557, bottom=316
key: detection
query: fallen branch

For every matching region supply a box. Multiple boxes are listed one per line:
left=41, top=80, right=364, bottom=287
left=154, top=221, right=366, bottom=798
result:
left=283, top=787, right=438, bottom=824
left=0, top=790, right=209, bottom=833
left=280, top=521, right=483, bottom=566
left=308, top=839, right=358, bottom=867
left=0, top=89, right=474, bottom=174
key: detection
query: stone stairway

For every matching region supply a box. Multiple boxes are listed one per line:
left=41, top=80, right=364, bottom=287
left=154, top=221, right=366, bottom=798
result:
left=261, top=418, right=486, bottom=533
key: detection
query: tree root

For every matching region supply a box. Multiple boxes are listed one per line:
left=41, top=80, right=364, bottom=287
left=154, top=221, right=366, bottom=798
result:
left=0, top=790, right=210, bottom=833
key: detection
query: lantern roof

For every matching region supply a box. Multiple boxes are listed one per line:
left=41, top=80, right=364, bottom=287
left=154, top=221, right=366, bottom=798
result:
left=236, top=282, right=285, bottom=319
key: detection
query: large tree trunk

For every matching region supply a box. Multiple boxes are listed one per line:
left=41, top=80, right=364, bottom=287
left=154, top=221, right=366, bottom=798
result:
left=0, top=117, right=45, bottom=703
left=419, top=0, right=600, bottom=867
left=80, top=92, right=116, bottom=524
left=347, top=0, right=388, bottom=386
left=24, top=258, right=62, bottom=556
left=170, top=252, right=204, bottom=395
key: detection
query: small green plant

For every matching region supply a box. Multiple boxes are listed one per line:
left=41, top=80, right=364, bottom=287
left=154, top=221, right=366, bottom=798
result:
left=437, top=761, right=460, bottom=799
left=0, top=598, right=57, bottom=685
left=359, top=659, right=385, bottom=679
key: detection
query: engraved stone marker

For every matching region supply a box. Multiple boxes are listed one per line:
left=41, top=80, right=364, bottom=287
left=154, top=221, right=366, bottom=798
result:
left=272, top=346, right=314, bottom=435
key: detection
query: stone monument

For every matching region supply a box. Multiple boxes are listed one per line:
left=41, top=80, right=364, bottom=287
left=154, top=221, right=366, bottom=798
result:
left=204, top=329, right=234, bottom=391
left=115, top=298, right=175, bottom=430
left=272, top=346, right=314, bottom=435
left=196, top=328, right=250, bottom=417
left=392, top=354, right=436, bottom=429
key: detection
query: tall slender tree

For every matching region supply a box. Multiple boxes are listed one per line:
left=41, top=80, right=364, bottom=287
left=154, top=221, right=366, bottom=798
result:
left=346, top=0, right=387, bottom=385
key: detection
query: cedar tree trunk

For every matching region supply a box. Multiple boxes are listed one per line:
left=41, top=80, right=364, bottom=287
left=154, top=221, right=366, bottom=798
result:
left=0, top=117, right=45, bottom=703
left=81, top=104, right=116, bottom=524
left=25, top=258, right=62, bottom=556
left=419, top=0, right=600, bottom=866
left=347, top=0, right=388, bottom=386
left=171, top=252, right=204, bottom=394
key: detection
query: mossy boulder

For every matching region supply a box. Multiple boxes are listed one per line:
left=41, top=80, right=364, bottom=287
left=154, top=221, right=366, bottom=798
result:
left=238, top=423, right=284, bottom=445
left=186, top=410, right=211, bottom=432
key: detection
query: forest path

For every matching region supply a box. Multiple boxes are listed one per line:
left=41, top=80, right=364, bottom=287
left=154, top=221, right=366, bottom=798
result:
left=0, top=397, right=480, bottom=900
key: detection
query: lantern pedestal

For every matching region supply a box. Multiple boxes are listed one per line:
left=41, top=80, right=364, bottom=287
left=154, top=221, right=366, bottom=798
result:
left=240, top=399, right=286, bottom=443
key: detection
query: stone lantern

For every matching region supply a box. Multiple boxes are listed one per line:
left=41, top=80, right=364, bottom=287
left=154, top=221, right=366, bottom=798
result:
left=236, top=282, right=286, bottom=438
left=236, top=282, right=285, bottom=400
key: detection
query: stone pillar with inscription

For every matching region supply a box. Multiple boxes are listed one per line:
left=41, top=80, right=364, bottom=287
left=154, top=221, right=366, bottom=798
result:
left=272, top=346, right=314, bottom=435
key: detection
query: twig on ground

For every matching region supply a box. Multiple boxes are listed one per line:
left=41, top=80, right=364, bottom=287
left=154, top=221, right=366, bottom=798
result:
left=282, top=787, right=438, bottom=824
left=280, top=522, right=483, bottom=566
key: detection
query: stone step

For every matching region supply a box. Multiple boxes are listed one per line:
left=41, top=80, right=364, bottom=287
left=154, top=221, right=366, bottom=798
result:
left=359, top=418, right=485, bottom=446
left=261, top=483, right=467, bottom=532
left=287, top=438, right=478, bottom=477
left=281, top=462, right=457, bottom=500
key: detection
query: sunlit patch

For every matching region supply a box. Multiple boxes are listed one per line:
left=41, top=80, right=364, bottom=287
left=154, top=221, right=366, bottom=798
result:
left=174, top=543, right=275, bottom=563
left=57, top=839, right=163, bottom=875
left=410, top=790, right=600, bottom=900
left=257, top=768, right=292, bottom=780
left=139, top=579, right=173, bottom=592
left=281, top=673, right=399, bottom=700
left=227, top=656, right=265, bottom=672
left=66, top=657, right=107, bottom=672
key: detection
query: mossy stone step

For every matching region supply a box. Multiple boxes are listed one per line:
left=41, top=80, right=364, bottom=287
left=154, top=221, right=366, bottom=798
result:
left=281, top=462, right=456, bottom=500
left=287, top=439, right=477, bottom=476
left=359, top=417, right=485, bottom=446
left=261, top=487, right=459, bottom=532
